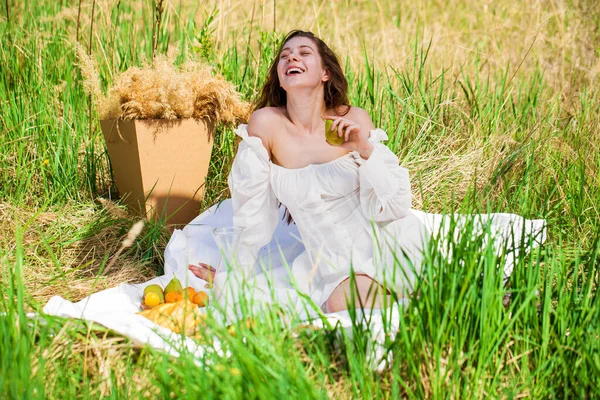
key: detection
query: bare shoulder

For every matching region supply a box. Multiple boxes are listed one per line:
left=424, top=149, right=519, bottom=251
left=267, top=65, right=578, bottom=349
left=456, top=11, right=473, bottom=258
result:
left=247, top=107, right=278, bottom=138
left=345, top=106, right=376, bottom=130
left=247, top=107, right=284, bottom=158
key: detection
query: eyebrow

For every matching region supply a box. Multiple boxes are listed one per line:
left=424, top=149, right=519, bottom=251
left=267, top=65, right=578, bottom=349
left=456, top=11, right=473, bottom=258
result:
left=281, top=45, right=314, bottom=52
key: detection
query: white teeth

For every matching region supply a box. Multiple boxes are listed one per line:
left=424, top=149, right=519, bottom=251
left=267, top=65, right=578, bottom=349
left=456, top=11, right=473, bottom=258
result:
left=287, top=68, right=303, bottom=75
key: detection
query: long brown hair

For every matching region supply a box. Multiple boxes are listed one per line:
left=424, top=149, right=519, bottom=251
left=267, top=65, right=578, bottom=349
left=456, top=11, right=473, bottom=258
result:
left=255, top=30, right=351, bottom=225
left=255, top=30, right=350, bottom=114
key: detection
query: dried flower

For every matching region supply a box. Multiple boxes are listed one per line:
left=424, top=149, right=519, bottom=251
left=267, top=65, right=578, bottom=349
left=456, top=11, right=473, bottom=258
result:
left=103, top=220, right=145, bottom=274
left=121, top=220, right=145, bottom=248
left=76, top=50, right=250, bottom=127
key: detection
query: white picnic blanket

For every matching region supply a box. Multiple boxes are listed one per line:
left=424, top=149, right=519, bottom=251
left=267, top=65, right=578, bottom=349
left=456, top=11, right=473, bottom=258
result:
left=43, top=199, right=546, bottom=368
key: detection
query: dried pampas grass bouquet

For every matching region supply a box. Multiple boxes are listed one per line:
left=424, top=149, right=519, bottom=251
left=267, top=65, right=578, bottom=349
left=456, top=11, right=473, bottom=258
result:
left=76, top=45, right=251, bottom=127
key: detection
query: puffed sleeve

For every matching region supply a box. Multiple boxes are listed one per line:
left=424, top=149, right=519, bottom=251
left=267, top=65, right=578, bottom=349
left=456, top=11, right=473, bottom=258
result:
left=227, top=124, right=280, bottom=274
left=357, top=129, right=412, bottom=223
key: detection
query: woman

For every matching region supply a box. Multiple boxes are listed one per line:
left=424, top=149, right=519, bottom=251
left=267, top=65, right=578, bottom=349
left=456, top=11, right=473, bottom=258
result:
left=189, top=30, right=428, bottom=313
left=186, top=30, right=545, bottom=314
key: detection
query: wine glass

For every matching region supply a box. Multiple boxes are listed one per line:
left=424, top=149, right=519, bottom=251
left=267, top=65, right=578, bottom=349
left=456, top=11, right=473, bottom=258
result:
left=211, top=226, right=243, bottom=274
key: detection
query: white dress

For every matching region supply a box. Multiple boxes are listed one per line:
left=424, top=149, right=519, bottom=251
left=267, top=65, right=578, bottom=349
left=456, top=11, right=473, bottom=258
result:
left=228, top=124, right=429, bottom=309
left=163, top=124, right=546, bottom=317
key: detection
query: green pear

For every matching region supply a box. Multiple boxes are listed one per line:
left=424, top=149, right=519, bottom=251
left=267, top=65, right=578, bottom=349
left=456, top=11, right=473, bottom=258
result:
left=143, top=284, right=165, bottom=303
left=325, top=118, right=344, bottom=146
left=164, top=277, right=183, bottom=295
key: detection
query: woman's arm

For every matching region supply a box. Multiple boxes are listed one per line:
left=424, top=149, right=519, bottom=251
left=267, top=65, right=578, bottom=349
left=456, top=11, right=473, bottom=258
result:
left=228, top=118, right=280, bottom=274
left=189, top=110, right=279, bottom=283
left=326, top=107, right=413, bottom=222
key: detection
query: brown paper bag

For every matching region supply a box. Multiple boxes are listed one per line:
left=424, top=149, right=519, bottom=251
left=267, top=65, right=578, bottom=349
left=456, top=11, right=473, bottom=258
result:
left=100, top=119, right=215, bottom=226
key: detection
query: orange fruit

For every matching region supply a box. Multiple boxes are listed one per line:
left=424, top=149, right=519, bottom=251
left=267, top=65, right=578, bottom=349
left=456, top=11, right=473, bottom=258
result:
left=165, top=291, right=182, bottom=303
left=144, top=292, right=161, bottom=308
left=186, top=287, right=196, bottom=299
left=191, top=291, right=209, bottom=307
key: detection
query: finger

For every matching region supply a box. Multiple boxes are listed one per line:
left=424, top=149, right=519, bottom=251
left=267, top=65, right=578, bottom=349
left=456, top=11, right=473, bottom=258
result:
left=189, top=265, right=208, bottom=280
left=188, top=265, right=205, bottom=278
left=190, top=262, right=216, bottom=273
left=189, top=265, right=213, bottom=281
left=345, top=124, right=359, bottom=141
left=338, top=120, right=347, bottom=137
left=329, top=117, right=338, bottom=131
left=199, top=262, right=216, bottom=273
left=330, top=117, right=343, bottom=132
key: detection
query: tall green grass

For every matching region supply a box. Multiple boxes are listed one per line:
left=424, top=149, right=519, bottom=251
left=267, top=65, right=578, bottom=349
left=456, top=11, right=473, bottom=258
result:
left=1, top=0, right=599, bottom=397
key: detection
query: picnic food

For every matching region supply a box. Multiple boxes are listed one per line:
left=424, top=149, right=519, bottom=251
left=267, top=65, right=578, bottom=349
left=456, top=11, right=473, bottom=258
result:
left=144, top=292, right=163, bottom=308
left=165, top=291, right=183, bottom=303
left=186, top=286, right=196, bottom=299
left=143, top=284, right=165, bottom=308
left=144, top=284, right=164, bottom=296
left=325, top=118, right=344, bottom=146
left=191, top=291, right=209, bottom=307
left=164, top=277, right=183, bottom=296
left=138, top=299, right=204, bottom=335
left=142, top=279, right=208, bottom=310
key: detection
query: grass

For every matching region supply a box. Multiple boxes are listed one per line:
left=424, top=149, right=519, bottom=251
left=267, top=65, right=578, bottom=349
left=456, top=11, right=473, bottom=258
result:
left=1, top=0, right=599, bottom=398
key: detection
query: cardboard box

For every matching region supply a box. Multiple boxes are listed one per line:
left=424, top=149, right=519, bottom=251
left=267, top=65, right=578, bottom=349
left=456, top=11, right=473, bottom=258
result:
left=100, top=119, right=215, bottom=226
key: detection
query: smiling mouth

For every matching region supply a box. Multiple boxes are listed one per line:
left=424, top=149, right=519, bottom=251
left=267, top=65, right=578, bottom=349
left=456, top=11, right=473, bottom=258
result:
left=286, top=68, right=304, bottom=75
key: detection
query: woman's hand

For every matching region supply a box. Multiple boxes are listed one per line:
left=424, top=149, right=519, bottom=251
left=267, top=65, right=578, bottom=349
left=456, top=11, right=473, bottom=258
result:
left=188, top=263, right=216, bottom=288
left=324, top=115, right=374, bottom=158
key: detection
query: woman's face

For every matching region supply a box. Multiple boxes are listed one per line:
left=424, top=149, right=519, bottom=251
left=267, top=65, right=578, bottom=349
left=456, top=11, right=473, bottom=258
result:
left=277, top=36, right=329, bottom=91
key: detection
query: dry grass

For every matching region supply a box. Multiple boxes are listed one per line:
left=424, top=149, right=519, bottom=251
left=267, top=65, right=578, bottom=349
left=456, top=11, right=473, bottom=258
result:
left=31, top=321, right=159, bottom=398
left=65, top=0, right=600, bottom=100
left=0, top=201, right=158, bottom=305
left=63, top=0, right=600, bottom=222
left=405, top=133, right=511, bottom=210
left=204, top=0, right=598, bottom=95
left=76, top=46, right=251, bottom=125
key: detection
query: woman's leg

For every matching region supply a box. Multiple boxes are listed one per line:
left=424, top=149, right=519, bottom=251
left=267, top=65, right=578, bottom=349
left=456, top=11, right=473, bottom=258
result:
left=324, top=274, right=395, bottom=313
